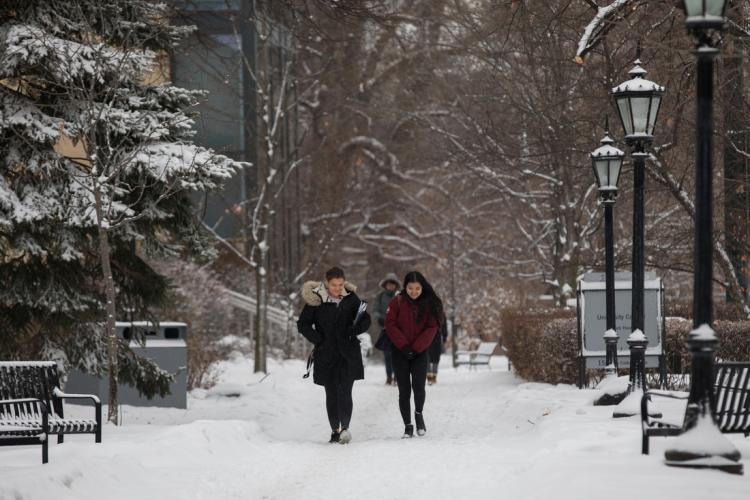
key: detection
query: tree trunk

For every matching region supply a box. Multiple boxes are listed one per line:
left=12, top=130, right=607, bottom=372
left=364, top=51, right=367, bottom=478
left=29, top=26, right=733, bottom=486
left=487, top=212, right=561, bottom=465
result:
left=254, top=248, right=269, bottom=373
left=723, top=17, right=749, bottom=303
left=94, top=187, right=120, bottom=425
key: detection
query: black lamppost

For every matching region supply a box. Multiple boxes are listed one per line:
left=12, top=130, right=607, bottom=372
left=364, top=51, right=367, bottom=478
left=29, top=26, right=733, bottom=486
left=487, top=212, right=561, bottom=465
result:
left=590, top=126, right=624, bottom=377
left=610, top=57, right=665, bottom=418
left=664, top=0, right=743, bottom=474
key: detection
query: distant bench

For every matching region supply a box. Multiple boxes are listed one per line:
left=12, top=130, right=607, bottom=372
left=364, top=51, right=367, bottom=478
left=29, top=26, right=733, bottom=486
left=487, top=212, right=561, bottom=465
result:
left=0, top=361, right=102, bottom=463
left=641, top=361, right=750, bottom=455
left=455, top=342, right=499, bottom=370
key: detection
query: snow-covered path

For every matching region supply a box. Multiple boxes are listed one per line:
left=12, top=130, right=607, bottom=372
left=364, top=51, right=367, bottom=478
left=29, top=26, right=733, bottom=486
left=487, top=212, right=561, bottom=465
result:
left=1, top=354, right=748, bottom=500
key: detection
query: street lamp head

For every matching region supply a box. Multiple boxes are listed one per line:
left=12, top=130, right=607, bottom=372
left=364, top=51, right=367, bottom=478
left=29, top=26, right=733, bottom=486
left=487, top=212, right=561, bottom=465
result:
left=611, top=59, right=665, bottom=147
left=682, top=0, right=728, bottom=32
left=590, top=128, right=625, bottom=201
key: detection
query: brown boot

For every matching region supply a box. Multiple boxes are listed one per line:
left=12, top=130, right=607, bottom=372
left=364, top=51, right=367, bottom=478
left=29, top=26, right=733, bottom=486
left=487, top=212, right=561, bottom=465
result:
left=427, top=373, right=435, bottom=385
left=386, top=376, right=393, bottom=385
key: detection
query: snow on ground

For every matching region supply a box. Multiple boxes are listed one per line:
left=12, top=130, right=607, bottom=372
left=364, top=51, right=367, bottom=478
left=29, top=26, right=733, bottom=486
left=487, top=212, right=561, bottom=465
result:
left=1, top=353, right=748, bottom=500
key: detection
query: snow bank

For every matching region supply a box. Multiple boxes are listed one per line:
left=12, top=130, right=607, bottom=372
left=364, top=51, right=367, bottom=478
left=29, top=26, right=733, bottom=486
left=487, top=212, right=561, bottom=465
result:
left=1, top=355, right=747, bottom=500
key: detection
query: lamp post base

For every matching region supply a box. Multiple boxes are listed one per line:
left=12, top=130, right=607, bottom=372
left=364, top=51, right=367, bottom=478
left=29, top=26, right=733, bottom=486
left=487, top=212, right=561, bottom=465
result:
left=664, top=413, right=743, bottom=475
left=594, top=391, right=627, bottom=406
left=664, top=457, right=743, bottom=476
left=594, top=373, right=628, bottom=406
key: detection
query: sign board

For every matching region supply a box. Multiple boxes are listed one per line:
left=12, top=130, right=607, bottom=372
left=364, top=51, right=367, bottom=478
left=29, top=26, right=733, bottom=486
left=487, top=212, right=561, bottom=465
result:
left=577, top=271, right=664, bottom=355
left=576, top=272, right=665, bottom=386
left=584, top=355, right=661, bottom=369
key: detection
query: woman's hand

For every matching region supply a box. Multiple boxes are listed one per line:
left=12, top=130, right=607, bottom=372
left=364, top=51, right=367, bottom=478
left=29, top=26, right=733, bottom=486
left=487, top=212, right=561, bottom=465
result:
left=401, top=346, right=416, bottom=360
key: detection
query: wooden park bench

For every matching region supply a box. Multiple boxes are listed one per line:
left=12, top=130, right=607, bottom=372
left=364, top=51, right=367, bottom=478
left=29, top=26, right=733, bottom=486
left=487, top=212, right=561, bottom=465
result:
left=455, top=341, right=499, bottom=370
left=0, top=361, right=102, bottom=463
left=641, top=361, right=750, bottom=455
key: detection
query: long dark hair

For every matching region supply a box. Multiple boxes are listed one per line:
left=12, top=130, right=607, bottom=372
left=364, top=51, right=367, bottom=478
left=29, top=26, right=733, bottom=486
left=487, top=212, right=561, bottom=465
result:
left=402, top=271, right=444, bottom=326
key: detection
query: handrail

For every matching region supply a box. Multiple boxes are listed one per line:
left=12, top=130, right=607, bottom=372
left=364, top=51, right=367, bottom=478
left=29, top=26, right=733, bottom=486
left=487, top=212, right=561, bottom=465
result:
left=224, top=289, right=294, bottom=327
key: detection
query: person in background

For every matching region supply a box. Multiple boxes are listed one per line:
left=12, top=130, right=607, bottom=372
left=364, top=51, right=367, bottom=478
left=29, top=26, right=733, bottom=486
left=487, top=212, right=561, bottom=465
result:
left=385, top=271, right=443, bottom=438
left=427, top=316, right=448, bottom=385
left=297, top=266, right=371, bottom=444
left=373, top=272, right=400, bottom=385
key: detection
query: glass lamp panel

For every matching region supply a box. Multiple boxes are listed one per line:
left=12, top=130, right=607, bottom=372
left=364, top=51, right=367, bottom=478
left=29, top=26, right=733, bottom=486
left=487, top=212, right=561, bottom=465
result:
left=630, top=96, right=651, bottom=135
left=707, top=0, right=726, bottom=16
left=617, top=98, right=633, bottom=136
left=683, top=0, right=703, bottom=17
left=609, top=159, right=622, bottom=188
left=647, top=95, right=662, bottom=135
left=595, top=160, right=610, bottom=188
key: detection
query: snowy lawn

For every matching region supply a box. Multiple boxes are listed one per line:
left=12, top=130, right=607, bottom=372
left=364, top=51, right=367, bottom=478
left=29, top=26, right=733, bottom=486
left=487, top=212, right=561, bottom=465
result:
left=1, top=353, right=748, bottom=500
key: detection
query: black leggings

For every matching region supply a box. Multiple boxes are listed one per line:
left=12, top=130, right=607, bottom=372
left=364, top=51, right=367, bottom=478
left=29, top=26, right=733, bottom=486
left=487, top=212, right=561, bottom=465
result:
left=392, top=349, right=428, bottom=425
left=324, top=377, right=354, bottom=431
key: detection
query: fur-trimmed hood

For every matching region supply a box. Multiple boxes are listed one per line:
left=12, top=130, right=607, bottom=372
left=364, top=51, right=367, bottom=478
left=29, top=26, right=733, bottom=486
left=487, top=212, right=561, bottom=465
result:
left=301, top=280, right=358, bottom=306
left=378, top=272, right=401, bottom=290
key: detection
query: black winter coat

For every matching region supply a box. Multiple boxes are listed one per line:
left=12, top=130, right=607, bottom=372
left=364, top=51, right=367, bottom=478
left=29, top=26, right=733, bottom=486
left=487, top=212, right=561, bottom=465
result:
left=297, top=281, right=371, bottom=386
left=428, top=320, right=448, bottom=364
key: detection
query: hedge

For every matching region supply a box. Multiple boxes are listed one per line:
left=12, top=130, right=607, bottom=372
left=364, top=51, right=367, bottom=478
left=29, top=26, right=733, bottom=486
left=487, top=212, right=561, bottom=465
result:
left=502, top=307, right=750, bottom=385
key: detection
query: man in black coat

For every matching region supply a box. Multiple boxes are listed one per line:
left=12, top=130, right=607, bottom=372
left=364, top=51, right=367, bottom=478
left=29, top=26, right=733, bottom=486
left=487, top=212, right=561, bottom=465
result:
left=297, top=266, right=370, bottom=444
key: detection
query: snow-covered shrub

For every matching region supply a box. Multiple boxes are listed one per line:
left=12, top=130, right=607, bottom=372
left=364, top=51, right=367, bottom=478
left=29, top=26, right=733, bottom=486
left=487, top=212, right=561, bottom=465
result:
left=666, top=317, right=750, bottom=376
left=501, top=308, right=577, bottom=384
left=537, top=318, right=579, bottom=384
left=716, top=321, right=750, bottom=361
left=664, top=317, right=693, bottom=376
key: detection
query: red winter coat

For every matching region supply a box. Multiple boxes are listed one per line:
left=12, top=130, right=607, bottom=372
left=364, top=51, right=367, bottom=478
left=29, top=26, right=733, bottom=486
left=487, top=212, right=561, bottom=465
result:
left=385, top=294, right=439, bottom=354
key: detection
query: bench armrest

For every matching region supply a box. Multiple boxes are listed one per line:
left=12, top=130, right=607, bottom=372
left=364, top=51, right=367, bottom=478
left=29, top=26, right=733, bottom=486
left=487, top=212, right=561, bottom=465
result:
left=53, top=388, right=101, bottom=431
left=641, top=390, right=688, bottom=430
left=53, top=388, right=101, bottom=405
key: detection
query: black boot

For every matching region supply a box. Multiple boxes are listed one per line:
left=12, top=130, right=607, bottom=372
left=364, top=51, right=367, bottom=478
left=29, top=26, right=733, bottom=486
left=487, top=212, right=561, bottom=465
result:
left=415, top=412, right=426, bottom=436
left=329, top=431, right=340, bottom=443
left=402, top=424, right=414, bottom=439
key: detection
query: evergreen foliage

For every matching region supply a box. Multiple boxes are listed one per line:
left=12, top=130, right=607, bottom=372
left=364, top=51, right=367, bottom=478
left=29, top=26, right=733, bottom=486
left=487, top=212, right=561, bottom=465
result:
left=0, top=0, right=239, bottom=396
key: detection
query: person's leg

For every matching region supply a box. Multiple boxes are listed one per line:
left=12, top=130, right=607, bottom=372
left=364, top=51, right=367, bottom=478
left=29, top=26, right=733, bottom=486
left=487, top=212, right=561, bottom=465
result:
left=323, top=378, right=340, bottom=431
left=391, top=349, right=412, bottom=424
left=384, top=349, right=394, bottom=383
left=335, top=378, right=355, bottom=443
left=338, top=378, right=354, bottom=430
left=411, top=351, right=429, bottom=414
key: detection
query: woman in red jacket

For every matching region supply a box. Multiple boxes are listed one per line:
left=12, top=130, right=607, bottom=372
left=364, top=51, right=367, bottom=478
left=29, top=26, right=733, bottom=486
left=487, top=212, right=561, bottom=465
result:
left=385, top=271, right=444, bottom=438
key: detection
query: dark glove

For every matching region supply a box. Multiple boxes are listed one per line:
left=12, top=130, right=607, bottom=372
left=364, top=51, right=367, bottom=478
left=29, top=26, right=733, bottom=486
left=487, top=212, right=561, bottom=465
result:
left=401, top=346, right=415, bottom=360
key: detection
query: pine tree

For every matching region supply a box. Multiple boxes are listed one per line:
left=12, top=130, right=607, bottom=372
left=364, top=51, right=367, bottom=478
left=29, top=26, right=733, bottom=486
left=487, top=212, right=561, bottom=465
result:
left=0, top=1, right=239, bottom=423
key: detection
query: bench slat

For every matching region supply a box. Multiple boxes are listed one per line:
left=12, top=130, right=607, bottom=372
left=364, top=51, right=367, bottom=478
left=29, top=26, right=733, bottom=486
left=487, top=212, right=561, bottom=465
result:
left=716, top=365, right=750, bottom=433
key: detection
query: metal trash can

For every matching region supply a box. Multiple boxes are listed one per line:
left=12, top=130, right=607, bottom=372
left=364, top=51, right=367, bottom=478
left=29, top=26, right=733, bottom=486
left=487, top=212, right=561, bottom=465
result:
left=65, top=321, right=188, bottom=409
